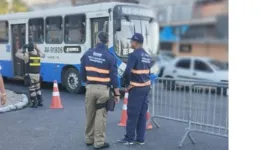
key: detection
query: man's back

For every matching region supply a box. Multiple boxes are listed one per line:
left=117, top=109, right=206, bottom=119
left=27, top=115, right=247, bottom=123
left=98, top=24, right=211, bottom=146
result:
left=82, top=31, right=119, bottom=149
left=126, top=48, right=151, bottom=86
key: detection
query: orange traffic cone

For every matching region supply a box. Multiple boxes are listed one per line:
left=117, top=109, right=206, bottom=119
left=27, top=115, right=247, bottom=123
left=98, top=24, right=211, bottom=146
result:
left=50, top=80, right=63, bottom=109
left=118, top=92, right=128, bottom=126
left=146, top=108, right=153, bottom=130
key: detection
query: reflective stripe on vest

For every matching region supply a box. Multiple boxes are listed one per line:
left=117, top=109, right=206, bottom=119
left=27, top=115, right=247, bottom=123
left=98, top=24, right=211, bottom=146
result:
left=87, top=76, right=111, bottom=82
left=130, top=80, right=151, bottom=87
left=131, top=69, right=150, bottom=74
left=29, top=57, right=41, bottom=66
left=85, top=66, right=110, bottom=74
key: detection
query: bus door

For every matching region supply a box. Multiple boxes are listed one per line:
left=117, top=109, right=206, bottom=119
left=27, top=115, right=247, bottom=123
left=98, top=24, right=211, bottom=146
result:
left=11, top=24, right=27, bottom=77
left=90, top=17, right=109, bottom=47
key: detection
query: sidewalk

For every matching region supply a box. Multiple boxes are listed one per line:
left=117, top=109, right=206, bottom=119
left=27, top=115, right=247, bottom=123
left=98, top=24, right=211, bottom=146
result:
left=0, top=90, right=28, bottom=113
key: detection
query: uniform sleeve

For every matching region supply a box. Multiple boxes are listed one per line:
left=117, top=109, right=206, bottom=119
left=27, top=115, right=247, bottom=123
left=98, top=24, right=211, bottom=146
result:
left=15, top=50, right=29, bottom=63
left=36, top=49, right=44, bottom=57
left=123, top=54, right=137, bottom=86
left=110, top=57, right=119, bottom=88
left=80, top=54, right=87, bottom=83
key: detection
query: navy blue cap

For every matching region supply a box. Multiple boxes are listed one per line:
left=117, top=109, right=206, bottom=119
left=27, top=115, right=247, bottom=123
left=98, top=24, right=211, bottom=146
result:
left=131, top=33, right=144, bottom=43
left=97, top=31, right=109, bottom=43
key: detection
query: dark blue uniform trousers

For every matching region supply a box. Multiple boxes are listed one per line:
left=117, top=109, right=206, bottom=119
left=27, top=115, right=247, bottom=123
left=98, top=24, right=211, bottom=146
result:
left=125, top=86, right=150, bottom=142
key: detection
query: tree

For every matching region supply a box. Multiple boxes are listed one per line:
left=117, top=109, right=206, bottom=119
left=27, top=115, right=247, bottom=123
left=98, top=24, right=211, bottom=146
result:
left=0, top=0, right=8, bottom=14
left=11, top=0, right=28, bottom=13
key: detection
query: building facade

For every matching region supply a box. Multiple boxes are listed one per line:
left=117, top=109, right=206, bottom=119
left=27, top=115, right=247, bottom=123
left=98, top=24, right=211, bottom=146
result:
left=158, top=0, right=228, bottom=62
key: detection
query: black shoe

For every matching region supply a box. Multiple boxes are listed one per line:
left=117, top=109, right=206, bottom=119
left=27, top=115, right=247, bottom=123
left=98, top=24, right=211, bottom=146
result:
left=86, top=143, right=93, bottom=146
left=38, top=102, right=43, bottom=107
left=117, top=138, right=134, bottom=145
left=37, top=95, right=43, bottom=107
left=94, top=142, right=110, bottom=149
left=29, top=97, right=38, bottom=108
left=134, top=140, right=145, bottom=145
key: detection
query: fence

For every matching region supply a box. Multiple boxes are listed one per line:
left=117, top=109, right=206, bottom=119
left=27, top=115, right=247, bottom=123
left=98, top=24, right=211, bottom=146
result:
left=150, top=78, right=228, bottom=148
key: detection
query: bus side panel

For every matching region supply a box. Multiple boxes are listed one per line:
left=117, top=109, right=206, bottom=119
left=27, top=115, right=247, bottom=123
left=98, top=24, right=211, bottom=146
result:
left=108, top=46, right=124, bottom=88
left=40, top=62, right=80, bottom=83
left=0, top=60, right=14, bottom=78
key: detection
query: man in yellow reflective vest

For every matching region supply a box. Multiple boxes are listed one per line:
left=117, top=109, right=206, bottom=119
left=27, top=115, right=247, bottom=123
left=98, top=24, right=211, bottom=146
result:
left=16, top=43, right=43, bottom=108
left=118, top=33, right=152, bottom=145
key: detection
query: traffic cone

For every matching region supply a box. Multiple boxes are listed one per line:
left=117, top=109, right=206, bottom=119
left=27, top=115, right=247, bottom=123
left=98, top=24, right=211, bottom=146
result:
left=117, top=92, right=128, bottom=126
left=146, top=108, right=153, bottom=130
left=50, top=80, right=63, bottom=109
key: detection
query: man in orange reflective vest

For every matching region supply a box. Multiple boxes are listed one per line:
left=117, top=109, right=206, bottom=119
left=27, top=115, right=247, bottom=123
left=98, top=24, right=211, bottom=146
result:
left=80, top=31, right=120, bottom=149
left=118, top=33, right=152, bottom=145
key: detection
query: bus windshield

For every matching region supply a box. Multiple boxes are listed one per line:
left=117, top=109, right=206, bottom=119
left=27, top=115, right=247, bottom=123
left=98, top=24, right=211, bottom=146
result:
left=114, top=18, right=159, bottom=57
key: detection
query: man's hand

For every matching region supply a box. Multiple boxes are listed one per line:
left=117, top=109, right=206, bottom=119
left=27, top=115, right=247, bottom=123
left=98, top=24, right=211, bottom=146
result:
left=125, top=85, right=134, bottom=92
left=114, top=95, right=120, bottom=103
left=1, top=93, right=7, bottom=105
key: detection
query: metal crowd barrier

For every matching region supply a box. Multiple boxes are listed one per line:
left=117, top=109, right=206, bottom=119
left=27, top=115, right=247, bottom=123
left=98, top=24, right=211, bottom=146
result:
left=150, top=78, right=228, bottom=148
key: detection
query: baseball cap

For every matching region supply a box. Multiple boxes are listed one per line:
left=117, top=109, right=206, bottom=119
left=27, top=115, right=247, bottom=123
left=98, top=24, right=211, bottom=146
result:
left=97, top=31, right=109, bottom=43
left=27, top=43, right=34, bottom=52
left=131, top=33, right=144, bottom=44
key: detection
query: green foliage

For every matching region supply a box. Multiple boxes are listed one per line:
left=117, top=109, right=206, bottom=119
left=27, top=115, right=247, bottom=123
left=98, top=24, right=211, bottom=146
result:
left=11, top=0, right=28, bottom=13
left=0, top=0, right=28, bottom=14
left=0, top=0, right=8, bottom=14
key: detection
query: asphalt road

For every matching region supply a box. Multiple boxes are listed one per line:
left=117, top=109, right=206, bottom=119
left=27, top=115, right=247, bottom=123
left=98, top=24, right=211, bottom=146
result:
left=0, top=80, right=228, bottom=150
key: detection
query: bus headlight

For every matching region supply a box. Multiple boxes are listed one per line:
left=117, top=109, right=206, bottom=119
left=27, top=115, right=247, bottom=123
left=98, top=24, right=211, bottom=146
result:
left=150, top=63, right=159, bottom=75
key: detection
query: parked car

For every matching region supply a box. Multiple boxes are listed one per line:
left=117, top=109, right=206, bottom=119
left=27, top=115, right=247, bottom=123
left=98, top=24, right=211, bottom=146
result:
left=157, top=51, right=176, bottom=77
left=162, top=56, right=228, bottom=95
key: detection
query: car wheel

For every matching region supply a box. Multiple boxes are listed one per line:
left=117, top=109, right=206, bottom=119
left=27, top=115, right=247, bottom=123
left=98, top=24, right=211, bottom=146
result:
left=63, top=68, right=84, bottom=94
left=163, top=76, right=175, bottom=91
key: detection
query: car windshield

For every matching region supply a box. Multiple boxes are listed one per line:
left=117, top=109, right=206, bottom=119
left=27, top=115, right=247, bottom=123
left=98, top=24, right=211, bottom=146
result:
left=209, top=60, right=228, bottom=70
left=114, top=18, right=159, bottom=57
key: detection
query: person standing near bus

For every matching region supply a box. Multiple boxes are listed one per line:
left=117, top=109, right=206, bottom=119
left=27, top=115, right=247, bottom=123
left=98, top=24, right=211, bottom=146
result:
left=80, top=31, right=120, bottom=149
left=0, top=65, right=7, bottom=105
left=117, top=33, right=151, bottom=145
left=15, top=43, right=43, bottom=108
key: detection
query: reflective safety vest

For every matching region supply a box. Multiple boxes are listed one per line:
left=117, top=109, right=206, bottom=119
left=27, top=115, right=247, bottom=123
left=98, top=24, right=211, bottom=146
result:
left=130, top=68, right=151, bottom=87
left=129, top=49, right=151, bottom=87
left=85, top=66, right=111, bottom=83
left=27, top=53, right=41, bottom=74
left=82, top=43, right=118, bottom=87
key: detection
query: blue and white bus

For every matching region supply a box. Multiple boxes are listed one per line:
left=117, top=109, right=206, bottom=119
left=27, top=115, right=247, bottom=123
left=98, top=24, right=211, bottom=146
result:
left=0, top=2, right=160, bottom=93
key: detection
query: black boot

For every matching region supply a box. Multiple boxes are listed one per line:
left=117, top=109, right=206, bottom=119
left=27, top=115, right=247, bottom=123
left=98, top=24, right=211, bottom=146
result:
left=37, top=95, right=43, bottom=107
left=29, top=96, right=38, bottom=108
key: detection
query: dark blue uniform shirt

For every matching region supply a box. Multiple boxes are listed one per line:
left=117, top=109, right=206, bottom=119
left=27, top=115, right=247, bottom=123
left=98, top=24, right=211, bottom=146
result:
left=123, top=48, right=151, bottom=87
left=80, top=43, right=119, bottom=88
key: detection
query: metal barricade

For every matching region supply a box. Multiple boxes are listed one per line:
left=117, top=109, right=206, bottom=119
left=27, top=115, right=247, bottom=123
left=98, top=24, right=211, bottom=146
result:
left=150, top=78, right=228, bottom=148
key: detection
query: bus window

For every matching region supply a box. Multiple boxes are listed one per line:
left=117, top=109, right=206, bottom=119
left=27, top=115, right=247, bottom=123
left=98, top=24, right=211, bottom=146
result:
left=90, top=17, right=109, bottom=47
left=45, top=16, right=63, bottom=44
left=0, top=21, right=9, bottom=43
left=29, top=18, right=44, bottom=43
left=64, top=14, right=86, bottom=44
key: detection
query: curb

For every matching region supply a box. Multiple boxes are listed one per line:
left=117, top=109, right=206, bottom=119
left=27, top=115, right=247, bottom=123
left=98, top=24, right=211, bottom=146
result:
left=0, top=94, right=28, bottom=113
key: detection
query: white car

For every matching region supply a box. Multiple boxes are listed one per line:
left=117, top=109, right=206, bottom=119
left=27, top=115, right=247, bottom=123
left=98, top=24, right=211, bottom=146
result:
left=157, top=51, right=175, bottom=77
left=162, top=56, right=228, bottom=94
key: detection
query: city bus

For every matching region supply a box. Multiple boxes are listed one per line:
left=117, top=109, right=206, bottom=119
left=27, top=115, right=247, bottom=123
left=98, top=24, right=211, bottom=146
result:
left=0, top=2, right=160, bottom=93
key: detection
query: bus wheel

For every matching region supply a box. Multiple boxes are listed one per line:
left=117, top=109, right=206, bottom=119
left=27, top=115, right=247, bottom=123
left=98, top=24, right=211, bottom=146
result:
left=63, top=68, right=83, bottom=94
